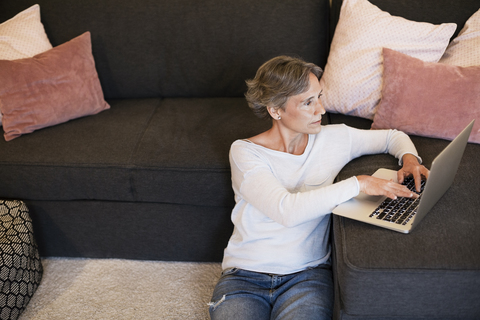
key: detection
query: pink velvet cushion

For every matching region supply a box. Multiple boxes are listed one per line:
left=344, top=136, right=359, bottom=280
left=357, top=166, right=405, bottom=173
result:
left=0, top=32, right=110, bottom=141
left=372, top=48, right=480, bottom=143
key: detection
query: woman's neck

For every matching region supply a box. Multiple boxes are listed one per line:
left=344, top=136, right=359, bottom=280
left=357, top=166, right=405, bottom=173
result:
left=248, top=122, right=309, bottom=155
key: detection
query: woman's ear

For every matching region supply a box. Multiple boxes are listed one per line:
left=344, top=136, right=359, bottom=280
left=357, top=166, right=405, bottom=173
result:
left=267, top=106, right=281, bottom=120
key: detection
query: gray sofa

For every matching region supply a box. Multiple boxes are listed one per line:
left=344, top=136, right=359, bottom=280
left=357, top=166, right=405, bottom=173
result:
left=0, top=0, right=479, bottom=319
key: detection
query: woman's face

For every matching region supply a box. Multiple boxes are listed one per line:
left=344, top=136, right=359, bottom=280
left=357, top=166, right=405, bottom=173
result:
left=273, top=72, right=326, bottom=135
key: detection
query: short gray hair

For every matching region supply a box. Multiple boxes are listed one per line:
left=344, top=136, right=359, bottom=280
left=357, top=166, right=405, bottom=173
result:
left=245, top=56, right=323, bottom=120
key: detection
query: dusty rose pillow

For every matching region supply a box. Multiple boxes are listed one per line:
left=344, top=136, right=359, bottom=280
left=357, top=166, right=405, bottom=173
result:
left=0, top=32, right=110, bottom=141
left=0, top=4, right=54, bottom=127
left=372, top=48, right=480, bottom=143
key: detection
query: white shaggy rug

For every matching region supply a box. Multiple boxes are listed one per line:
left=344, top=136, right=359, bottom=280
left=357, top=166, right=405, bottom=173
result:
left=19, top=258, right=222, bottom=320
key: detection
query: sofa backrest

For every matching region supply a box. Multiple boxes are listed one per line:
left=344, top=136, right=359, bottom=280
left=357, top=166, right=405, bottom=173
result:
left=0, top=0, right=330, bottom=100
left=330, top=0, right=480, bottom=40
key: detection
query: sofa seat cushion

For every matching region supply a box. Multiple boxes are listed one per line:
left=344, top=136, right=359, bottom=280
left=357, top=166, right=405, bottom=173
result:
left=0, top=99, right=157, bottom=202
left=130, top=98, right=270, bottom=206
left=332, top=133, right=480, bottom=319
left=0, top=98, right=269, bottom=207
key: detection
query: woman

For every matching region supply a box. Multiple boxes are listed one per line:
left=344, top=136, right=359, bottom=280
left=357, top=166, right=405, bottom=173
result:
left=209, top=56, right=429, bottom=320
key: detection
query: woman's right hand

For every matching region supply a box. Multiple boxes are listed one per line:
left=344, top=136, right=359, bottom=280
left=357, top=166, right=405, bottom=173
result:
left=356, top=175, right=417, bottom=200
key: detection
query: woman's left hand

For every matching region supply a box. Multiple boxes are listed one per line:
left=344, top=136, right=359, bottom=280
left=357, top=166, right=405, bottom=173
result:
left=397, top=154, right=430, bottom=192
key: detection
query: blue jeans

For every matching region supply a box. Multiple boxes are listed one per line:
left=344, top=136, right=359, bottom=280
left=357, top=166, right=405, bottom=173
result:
left=209, top=264, right=333, bottom=320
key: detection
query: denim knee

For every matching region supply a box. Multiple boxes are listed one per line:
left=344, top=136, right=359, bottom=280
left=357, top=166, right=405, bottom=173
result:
left=209, top=266, right=333, bottom=320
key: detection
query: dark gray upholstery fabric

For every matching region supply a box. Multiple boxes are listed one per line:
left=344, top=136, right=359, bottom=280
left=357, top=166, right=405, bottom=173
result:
left=0, top=0, right=330, bottom=100
left=132, top=98, right=270, bottom=169
left=131, top=98, right=272, bottom=206
left=0, top=99, right=158, bottom=202
left=0, top=99, right=158, bottom=165
left=333, top=212, right=480, bottom=318
left=26, top=200, right=233, bottom=262
left=327, top=113, right=373, bottom=130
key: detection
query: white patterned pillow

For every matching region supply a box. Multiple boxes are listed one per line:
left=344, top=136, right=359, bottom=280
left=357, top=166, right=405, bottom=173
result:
left=320, top=0, right=456, bottom=120
left=0, top=4, right=52, bottom=126
left=0, top=4, right=52, bottom=60
left=439, top=9, right=480, bottom=67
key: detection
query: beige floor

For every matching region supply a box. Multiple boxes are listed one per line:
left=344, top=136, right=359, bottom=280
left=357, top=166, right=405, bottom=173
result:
left=19, top=258, right=222, bottom=320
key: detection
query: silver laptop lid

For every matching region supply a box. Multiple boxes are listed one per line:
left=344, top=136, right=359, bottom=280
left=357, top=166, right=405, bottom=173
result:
left=410, top=119, right=475, bottom=229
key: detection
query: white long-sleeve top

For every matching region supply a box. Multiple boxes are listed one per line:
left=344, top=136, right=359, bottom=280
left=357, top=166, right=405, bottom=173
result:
left=222, top=124, right=420, bottom=275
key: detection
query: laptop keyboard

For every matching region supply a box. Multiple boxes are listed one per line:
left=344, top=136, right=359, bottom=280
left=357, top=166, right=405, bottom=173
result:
left=369, top=177, right=426, bottom=225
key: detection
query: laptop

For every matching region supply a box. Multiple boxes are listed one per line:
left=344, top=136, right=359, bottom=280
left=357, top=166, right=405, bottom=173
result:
left=332, top=120, right=475, bottom=234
